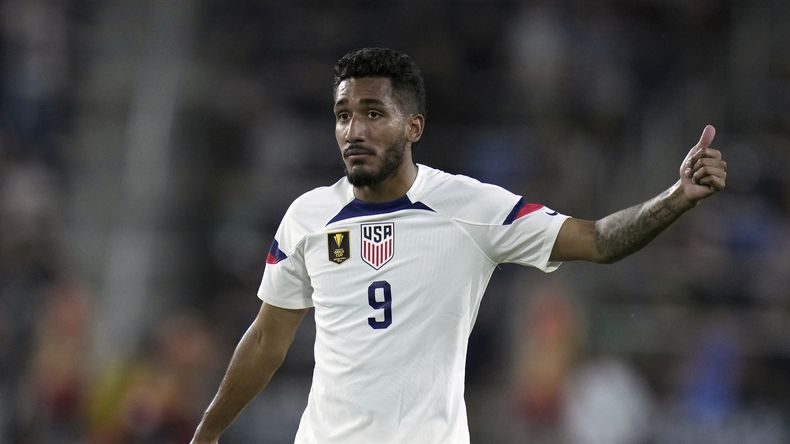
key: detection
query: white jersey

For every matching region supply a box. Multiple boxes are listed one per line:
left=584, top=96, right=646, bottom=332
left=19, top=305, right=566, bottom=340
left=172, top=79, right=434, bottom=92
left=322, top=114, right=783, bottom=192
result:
left=258, top=164, right=569, bottom=444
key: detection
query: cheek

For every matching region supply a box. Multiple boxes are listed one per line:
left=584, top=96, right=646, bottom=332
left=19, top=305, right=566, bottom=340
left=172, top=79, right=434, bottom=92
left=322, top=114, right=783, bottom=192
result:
left=382, top=120, right=405, bottom=139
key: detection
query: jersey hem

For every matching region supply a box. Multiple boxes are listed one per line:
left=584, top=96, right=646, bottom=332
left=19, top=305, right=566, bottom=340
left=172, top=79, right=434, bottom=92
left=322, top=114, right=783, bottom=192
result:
left=537, top=214, right=570, bottom=272
left=258, top=292, right=314, bottom=309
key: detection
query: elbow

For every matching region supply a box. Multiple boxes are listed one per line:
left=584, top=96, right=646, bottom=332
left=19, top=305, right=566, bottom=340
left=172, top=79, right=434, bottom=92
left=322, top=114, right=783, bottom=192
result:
left=272, top=345, right=290, bottom=368
left=259, top=338, right=290, bottom=370
left=591, top=228, right=624, bottom=264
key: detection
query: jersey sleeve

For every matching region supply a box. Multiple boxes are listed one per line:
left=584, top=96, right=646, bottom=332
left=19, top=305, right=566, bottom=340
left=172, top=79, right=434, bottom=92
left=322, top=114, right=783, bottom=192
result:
left=257, top=211, right=313, bottom=309
left=456, top=197, right=570, bottom=272
left=483, top=199, right=569, bottom=270
left=418, top=171, right=571, bottom=272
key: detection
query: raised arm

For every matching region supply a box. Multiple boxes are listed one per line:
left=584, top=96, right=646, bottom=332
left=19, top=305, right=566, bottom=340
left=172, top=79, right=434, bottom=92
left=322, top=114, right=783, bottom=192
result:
left=191, top=302, right=308, bottom=444
left=550, top=125, right=727, bottom=263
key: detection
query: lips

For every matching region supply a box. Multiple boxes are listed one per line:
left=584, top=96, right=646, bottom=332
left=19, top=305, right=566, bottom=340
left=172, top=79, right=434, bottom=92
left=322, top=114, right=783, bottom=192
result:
left=343, top=145, right=374, bottom=158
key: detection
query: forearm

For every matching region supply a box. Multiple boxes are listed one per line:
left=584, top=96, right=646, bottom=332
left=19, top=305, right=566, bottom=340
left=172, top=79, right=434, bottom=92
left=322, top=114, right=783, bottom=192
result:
left=550, top=125, right=725, bottom=264
left=193, top=323, right=288, bottom=441
left=593, top=180, right=695, bottom=263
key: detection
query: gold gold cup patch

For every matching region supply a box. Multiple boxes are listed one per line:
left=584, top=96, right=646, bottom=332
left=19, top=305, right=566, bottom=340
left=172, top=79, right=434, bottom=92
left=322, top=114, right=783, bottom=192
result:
left=328, top=230, right=350, bottom=264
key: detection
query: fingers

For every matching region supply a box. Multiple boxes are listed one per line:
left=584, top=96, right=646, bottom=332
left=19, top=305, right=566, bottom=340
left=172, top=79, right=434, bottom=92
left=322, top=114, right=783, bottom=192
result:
left=685, top=146, right=722, bottom=174
left=682, top=125, right=726, bottom=196
left=698, top=173, right=726, bottom=191
left=692, top=156, right=725, bottom=171
left=688, top=155, right=727, bottom=192
left=691, top=163, right=726, bottom=184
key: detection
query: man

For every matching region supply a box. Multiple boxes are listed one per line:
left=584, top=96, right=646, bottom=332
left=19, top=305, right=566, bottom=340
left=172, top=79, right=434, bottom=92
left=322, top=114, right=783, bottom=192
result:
left=191, top=48, right=727, bottom=443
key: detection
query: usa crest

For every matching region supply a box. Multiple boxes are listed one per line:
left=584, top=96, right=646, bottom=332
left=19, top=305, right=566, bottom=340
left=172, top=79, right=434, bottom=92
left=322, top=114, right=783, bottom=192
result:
left=361, top=223, right=394, bottom=270
left=327, top=230, right=350, bottom=264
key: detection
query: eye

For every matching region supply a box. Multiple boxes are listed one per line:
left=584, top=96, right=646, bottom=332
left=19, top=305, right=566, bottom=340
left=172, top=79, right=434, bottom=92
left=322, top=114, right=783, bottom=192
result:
left=367, top=110, right=383, bottom=120
left=336, top=112, right=350, bottom=122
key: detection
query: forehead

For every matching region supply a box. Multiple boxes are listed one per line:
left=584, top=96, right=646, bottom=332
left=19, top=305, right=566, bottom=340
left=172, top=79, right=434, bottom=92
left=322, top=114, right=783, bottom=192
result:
left=334, top=77, right=397, bottom=107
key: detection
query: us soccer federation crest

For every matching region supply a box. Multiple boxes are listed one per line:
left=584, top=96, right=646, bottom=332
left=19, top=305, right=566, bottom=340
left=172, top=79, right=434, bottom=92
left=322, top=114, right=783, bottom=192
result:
left=361, top=223, right=394, bottom=270
left=327, top=230, right=350, bottom=264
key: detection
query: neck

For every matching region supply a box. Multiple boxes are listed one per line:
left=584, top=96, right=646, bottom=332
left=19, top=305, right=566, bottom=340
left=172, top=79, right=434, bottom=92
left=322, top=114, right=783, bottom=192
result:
left=353, top=162, right=418, bottom=203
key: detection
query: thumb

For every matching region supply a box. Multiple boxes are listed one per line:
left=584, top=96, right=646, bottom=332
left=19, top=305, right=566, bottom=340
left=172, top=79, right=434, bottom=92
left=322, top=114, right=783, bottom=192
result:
left=697, top=124, right=716, bottom=148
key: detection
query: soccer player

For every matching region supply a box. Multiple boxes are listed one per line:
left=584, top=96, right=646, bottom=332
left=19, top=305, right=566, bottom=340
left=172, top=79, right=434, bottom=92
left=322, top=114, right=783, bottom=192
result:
left=190, top=48, right=727, bottom=443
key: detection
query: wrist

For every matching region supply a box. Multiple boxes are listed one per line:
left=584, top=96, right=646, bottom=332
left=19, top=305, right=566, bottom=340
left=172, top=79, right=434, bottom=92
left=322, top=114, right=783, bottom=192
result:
left=667, top=180, right=698, bottom=211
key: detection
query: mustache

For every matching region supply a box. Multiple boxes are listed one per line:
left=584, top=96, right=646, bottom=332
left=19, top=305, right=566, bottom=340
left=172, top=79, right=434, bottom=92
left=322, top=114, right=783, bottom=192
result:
left=343, top=144, right=374, bottom=158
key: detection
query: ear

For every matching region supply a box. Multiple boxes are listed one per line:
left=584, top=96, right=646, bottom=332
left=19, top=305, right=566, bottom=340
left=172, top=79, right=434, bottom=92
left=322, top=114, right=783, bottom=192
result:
left=406, top=114, right=425, bottom=144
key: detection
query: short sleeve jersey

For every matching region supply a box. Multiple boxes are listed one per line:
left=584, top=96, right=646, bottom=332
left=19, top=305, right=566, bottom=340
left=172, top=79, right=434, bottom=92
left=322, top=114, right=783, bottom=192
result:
left=258, top=164, right=569, bottom=444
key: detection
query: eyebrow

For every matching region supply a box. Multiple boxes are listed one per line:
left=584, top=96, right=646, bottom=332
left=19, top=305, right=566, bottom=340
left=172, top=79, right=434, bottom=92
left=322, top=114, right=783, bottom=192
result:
left=333, top=97, right=388, bottom=109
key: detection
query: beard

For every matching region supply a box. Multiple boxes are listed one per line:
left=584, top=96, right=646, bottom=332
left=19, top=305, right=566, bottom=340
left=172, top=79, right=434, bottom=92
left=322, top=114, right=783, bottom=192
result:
left=345, top=135, right=407, bottom=188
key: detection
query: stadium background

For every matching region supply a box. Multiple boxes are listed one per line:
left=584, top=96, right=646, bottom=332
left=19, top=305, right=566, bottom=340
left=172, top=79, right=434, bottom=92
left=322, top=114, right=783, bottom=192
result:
left=1, top=0, right=789, bottom=442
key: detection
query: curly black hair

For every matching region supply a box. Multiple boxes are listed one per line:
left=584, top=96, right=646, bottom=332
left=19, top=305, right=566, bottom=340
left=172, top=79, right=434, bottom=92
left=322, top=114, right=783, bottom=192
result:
left=333, top=47, right=427, bottom=117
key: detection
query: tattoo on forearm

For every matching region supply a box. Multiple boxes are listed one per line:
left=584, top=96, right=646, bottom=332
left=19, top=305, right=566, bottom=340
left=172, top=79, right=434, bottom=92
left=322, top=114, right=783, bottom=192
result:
left=594, top=188, right=691, bottom=263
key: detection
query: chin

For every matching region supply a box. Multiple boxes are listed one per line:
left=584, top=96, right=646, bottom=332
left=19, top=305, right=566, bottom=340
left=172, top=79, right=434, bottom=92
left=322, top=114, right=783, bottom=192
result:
left=347, top=167, right=383, bottom=188
left=347, top=162, right=376, bottom=176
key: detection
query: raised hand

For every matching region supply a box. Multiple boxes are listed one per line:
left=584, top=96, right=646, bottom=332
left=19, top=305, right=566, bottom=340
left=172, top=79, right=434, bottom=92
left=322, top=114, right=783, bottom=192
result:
left=679, top=125, right=727, bottom=203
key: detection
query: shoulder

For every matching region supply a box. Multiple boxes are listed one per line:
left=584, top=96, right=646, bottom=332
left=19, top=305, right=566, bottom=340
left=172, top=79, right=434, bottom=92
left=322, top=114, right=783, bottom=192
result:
left=287, top=177, right=353, bottom=226
left=276, top=177, right=353, bottom=248
left=415, top=165, right=521, bottom=225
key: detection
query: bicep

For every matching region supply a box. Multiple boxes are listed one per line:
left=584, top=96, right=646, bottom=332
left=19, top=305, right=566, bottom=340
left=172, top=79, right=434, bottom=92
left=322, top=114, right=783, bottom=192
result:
left=549, top=217, right=604, bottom=263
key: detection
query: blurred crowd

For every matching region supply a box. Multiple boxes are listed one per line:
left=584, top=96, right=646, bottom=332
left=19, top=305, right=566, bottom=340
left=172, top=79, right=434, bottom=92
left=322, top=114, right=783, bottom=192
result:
left=1, top=0, right=789, bottom=443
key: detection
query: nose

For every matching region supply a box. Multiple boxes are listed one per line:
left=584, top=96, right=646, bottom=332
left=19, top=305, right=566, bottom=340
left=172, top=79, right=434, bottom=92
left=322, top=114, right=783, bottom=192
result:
left=345, top=115, right=366, bottom=143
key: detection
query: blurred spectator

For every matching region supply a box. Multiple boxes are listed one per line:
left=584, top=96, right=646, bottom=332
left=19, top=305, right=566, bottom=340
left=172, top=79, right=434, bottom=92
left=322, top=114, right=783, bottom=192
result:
left=676, top=318, right=742, bottom=423
left=562, top=357, right=654, bottom=444
left=512, top=284, right=582, bottom=424
left=1, top=0, right=70, bottom=165
left=88, top=313, right=220, bottom=443
left=15, top=281, right=91, bottom=443
left=508, top=281, right=584, bottom=443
